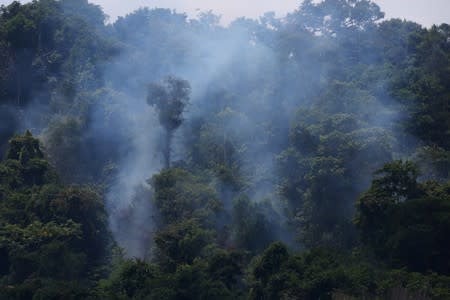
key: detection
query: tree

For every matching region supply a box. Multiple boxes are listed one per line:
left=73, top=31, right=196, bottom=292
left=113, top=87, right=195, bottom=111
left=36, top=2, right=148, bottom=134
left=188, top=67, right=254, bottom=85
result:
left=0, top=132, right=112, bottom=298
left=356, top=161, right=450, bottom=274
left=295, top=0, right=384, bottom=36
left=231, top=195, right=276, bottom=252
left=355, top=161, right=420, bottom=249
left=147, top=76, right=190, bottom=168
left=150, top=168, right=222, bottom=226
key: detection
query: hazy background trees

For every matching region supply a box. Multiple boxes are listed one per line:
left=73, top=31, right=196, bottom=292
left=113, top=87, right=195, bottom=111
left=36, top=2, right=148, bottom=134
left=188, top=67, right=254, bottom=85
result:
left=0, top=0, right=449, bottom=298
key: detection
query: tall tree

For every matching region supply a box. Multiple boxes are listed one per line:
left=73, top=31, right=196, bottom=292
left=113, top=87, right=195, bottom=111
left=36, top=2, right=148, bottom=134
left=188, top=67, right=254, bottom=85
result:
left=147, top=76, right=190, bottom=168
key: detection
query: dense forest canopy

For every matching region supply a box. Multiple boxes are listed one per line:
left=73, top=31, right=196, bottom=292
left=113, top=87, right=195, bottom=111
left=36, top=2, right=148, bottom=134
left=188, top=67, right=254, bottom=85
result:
left=0, top=0, right=449, bottom=299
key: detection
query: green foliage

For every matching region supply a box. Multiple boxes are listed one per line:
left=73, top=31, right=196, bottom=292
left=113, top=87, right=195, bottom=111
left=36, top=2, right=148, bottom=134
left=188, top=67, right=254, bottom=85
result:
left=147, top=77, right=191, bottom=134
left=150, top=167, right=224, bottom=272
left=98, top=259, right=161, bottom=299
left=0, top=220, right=81, bottom=251
left=147, top=77, right=191, bottom=168
left=150, top=168, right=222, bottom=226
left=0, top=132, right=54, bottom=189
left=231, top=196, right=278, bottom=252
left=277, top=81, right=395, bottom=248
left=98, top=257, right=242, bottom=300
left=249, top=243, right=450, bottom=300
left=0, top=0, right=449, bottom=298
left=0, top=0, right=114, bottom=109
left=253, top=242, right=289, bottom=286
left=357, top=161, right=450, bottom=274
left=154, top=219, right=214, bottom=272
left=0, top=132, right=111, bottom=299
left=371, top=160, right=421, bottom=202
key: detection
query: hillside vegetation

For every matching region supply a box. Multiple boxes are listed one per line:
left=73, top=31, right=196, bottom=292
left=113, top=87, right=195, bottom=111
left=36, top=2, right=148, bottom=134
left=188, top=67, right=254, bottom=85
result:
left=0, top=0, right=449, bottom=299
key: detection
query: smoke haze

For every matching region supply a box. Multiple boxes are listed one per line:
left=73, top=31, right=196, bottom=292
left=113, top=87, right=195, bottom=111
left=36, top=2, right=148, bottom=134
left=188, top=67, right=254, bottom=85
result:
left=0, top=0, right=447, bottom=257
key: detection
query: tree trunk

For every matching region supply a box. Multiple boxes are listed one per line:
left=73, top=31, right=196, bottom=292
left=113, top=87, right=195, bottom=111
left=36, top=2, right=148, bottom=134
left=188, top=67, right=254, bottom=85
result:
left=164, top=130, right=172, bottom=169
left=223, top=130, right=227, bottom=167
left=16, top=70, right=21, bottom=106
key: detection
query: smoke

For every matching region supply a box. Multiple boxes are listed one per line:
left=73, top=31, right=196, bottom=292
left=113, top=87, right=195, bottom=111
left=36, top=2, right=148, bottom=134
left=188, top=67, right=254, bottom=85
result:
left=84, top=9, right=300, bottom=255
left=67, top=4, right=402, bottom=255
left=0, top=105, right=18, bottom=156
left=99, top=92, right=163, bottom=258
left=1, top=0, right=426, bottom=256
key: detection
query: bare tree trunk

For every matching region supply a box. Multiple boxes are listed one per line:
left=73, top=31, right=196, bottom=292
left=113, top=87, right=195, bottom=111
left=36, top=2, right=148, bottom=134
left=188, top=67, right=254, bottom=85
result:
left=223, top=130, right=227, bottom=167
left=17, top=70, right=21, bottom=106
left=164, top=130, right=172, bottom=169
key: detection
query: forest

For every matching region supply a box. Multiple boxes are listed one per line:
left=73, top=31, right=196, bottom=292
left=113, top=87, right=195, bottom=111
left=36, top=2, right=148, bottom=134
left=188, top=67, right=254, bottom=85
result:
left=0, top=0, right=449, bottom=299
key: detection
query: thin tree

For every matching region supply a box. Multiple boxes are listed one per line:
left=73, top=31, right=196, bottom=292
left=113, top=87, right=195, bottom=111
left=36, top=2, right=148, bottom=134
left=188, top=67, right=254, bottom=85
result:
left=147, top=76, right=190, bottom=168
